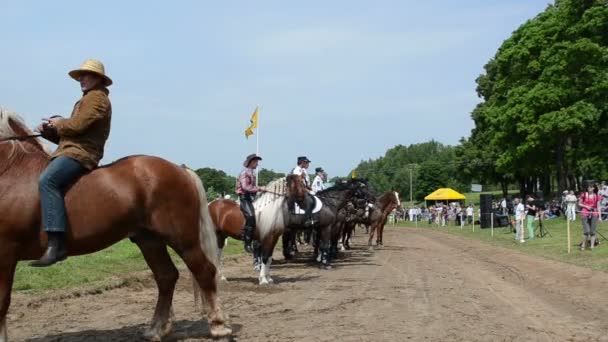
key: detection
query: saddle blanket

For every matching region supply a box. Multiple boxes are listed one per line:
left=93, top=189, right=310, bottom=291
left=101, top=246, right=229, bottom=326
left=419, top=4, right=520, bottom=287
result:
left=293, top=196, right=323, bottom=215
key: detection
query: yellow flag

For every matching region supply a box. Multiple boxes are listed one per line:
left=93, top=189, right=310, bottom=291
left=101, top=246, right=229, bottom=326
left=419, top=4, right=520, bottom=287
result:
left=351, top=170, right=357, bottom=179
left=245, top=106, right=259, bottom=139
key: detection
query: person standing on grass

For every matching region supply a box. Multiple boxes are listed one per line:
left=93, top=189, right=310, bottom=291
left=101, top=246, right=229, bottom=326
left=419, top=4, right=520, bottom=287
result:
left=565, top=190, right=577, bottom=221
left=525, top=197, right=537, bottom=240
left=466, top=204, right=474, bottom=225
left=514, top=198, right=525, bottom=243
left=579, top=183, right=602, bottom=251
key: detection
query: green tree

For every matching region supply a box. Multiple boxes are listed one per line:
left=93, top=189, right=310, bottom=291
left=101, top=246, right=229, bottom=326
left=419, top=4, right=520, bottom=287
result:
left=257, top=168, right=286, bottom=186
left=467, top=0, right=608, bottom=195
left=195, top=167, right=236, bottom=196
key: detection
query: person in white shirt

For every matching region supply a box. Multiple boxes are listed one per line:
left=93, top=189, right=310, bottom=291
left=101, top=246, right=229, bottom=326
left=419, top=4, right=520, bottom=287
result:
left=565, top=190, right=578, bottom=221
left=466, top=204, right=474, bottom=225
left=514, top=198, right=526, bottom=243
left=500, top=198, right=508, bottom=215
left=292, top=156, right=314, bottom=226
left=311, top=167, right=326, bottom=194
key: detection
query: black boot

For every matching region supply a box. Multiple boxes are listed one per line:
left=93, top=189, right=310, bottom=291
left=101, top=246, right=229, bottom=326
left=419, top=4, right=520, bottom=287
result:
left=30, top=232, right=67, bottom=267
left=243, top=226, right=254, bottom=254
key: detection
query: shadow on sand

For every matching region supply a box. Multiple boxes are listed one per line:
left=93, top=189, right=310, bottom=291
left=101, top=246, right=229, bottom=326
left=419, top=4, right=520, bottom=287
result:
left=26, top=320, right=242, bottom=342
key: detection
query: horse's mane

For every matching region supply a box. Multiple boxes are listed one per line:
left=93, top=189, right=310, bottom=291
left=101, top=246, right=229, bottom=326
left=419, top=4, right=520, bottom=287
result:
left=316, top=179, right=354, bottom=196
left=253, top=177, right=286, bottom=211
left=0, top=108, right=51, bottom=155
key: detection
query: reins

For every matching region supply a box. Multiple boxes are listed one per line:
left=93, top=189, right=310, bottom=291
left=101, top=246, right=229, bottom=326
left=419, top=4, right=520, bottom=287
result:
left=264, top=190, right=287, bottom=197
left=0, top=134, right=41, bottom=142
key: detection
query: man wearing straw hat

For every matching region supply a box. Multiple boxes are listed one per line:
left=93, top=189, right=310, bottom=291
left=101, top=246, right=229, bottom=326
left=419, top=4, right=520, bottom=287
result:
left=30, top=59, right=113, bottom=267
left=236, top=153, right=267, bottom=253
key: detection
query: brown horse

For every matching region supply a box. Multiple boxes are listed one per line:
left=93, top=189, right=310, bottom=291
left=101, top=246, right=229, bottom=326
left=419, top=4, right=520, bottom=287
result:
left=367, top=191, right=401, bottom=249
left=0, top=110, right=231, bottom=341
left=208, top=198, right=245, bottom=280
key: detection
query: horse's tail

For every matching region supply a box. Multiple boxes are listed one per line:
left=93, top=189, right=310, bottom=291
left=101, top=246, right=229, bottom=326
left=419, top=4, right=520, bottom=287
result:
left=185, top=168, right=220, bottom=311
left=186, top=168, right=219, bottom=266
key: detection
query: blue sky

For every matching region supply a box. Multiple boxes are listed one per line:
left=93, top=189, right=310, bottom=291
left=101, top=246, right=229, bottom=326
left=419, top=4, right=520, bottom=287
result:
left=0, top=0, right=552, bottom=177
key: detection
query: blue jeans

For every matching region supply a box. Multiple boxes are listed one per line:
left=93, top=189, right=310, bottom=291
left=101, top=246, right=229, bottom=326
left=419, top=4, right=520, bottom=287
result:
left=39, top=156, right=87, bottom=233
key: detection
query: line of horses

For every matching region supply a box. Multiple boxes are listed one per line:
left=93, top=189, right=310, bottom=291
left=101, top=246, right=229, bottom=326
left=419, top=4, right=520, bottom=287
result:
left=0, top=110, right=402, bottom=342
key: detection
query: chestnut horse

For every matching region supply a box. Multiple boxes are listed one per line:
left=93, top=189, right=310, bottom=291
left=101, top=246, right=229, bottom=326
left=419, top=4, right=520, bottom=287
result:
left=0, top=110, right=230, bottom=341
left=367, top=191, right=401, bottom=249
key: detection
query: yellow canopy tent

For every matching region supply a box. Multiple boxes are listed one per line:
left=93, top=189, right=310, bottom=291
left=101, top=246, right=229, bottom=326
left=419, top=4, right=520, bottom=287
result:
left=424, top=188, right=466, bottom=201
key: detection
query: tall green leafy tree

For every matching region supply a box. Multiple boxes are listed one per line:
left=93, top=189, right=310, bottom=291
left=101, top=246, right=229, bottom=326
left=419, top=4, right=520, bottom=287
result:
left=468, top=0, right=608, bottom=195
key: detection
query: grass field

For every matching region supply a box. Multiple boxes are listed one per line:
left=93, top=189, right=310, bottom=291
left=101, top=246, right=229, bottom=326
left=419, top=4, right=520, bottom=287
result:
left=14, top=238, right=245, bottom=293
left=399, top=216, right=608, bottom=272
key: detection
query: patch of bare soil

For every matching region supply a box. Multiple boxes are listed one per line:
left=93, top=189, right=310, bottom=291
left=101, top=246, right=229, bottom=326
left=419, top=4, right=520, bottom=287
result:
left=9, top=228, right=608, bottom=341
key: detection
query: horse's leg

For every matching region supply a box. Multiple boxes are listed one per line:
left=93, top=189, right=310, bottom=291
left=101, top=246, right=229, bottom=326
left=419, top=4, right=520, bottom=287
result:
left=181, top=246, right=231, bottom=338
left=259, top=234, right=280, bottom=285
left=252, top=241, right=262, bottom=271
left=378, top=217, right=389, bottom=246
left=319, top=226, right=333, bottom=269
left=133, top=236, right=178, bottom=341
left=216, top=235, right=227, bottom=281
left=368, top=222, right=377, bottom=249
left=0, top=244, right=17, bottom=342
left=282, top=230, right=292, bottom=260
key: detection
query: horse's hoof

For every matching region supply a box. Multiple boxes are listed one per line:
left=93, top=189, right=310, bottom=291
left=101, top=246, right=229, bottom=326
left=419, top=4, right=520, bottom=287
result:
left=323, top=264, right=332, bottom=270
left=259, top=277, right=269, bottom=285
left=210, top=323, right=232, bottom=338
left=143, top=330, right=162, bottom=342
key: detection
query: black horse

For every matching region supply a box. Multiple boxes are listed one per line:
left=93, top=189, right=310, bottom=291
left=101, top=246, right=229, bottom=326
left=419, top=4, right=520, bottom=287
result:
left=281, top=176, right=371, bottom=268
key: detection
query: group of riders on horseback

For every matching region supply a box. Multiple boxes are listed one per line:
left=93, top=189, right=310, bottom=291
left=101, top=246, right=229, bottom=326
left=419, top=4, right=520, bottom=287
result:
left=236, top=153, right=327, bottom=253
left=0, top=58, right=402, bottom=341
left=28, top=58, right=392, bottom=269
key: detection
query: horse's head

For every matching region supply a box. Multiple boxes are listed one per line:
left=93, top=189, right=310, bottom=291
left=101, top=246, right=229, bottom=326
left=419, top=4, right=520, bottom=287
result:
left=347, top=178, right=375, bottom=204
left=393, top=191, right=401, bottom=208
left=0, top=109, right=48, bottom=154
left=286, top=174, right=307, bottom=208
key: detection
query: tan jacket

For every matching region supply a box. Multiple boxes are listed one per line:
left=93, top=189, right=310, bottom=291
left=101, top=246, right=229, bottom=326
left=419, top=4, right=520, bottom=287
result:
left=52, top=87, right=112, bottom=170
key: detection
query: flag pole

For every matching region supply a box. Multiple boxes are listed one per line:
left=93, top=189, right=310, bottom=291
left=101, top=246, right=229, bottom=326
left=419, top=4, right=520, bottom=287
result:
left=256, top=104, right=260, bottom=186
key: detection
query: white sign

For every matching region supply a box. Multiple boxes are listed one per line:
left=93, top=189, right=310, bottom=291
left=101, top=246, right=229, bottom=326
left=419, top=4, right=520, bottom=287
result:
left=471, top=184, right=482, bottom=192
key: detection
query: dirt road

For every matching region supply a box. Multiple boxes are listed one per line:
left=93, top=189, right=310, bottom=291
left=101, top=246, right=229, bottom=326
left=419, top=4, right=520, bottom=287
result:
left=9, top=227, right=608, bottom=341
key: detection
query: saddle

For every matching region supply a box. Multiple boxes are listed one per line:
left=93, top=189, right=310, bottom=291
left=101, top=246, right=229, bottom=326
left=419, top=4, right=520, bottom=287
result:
left=292, top=195, right=323, bottom=215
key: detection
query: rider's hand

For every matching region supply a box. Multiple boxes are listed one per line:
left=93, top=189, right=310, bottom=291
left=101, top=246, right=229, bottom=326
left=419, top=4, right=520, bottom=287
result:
left=48, top=117, right=63, bottom=126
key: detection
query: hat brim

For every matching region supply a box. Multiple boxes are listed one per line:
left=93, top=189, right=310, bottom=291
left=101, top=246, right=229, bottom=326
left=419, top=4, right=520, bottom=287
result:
left=69, top=69, right=113, bottom=87
left=243, top=156, right=262, bottom=167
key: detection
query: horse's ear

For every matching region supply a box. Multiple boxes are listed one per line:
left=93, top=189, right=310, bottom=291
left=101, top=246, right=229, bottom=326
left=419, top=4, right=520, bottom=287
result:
left=7, top=117, right=28, bottom=136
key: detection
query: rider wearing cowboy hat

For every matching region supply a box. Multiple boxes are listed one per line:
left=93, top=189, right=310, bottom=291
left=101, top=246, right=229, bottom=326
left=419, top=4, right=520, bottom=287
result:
left=292, top=156, right=315, bottom=227
left=236, top=153, right=267, bottom=253
left=31, top=59, right=113, bottom=267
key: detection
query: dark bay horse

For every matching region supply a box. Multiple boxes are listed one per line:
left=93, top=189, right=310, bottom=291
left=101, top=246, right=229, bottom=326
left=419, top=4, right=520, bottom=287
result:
left=281, top=176, right=370, bottom=268
left=367, top=191, right=401, bottom=249
left=0, top=111, right=230, bottom=341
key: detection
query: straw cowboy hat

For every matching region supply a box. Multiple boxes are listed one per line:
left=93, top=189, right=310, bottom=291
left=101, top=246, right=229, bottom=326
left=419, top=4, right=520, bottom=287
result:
left=243, top=153, right=262, bottom=167
left=68, top=59, right=113, bottom=87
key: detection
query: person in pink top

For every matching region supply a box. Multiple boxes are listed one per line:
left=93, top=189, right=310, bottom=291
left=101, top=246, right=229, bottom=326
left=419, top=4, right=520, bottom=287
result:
left=236, top=154, right=267, bottom=253
left=579, top=183, right=602, bottom=251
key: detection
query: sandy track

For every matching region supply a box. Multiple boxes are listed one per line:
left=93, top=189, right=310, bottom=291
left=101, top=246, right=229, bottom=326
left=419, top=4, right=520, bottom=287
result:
left=9, top=227, right=608, bottom=341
